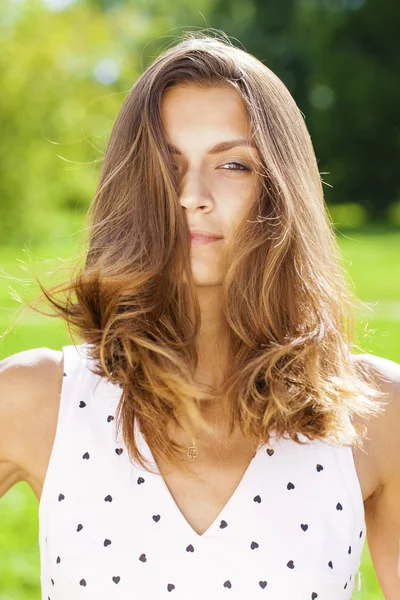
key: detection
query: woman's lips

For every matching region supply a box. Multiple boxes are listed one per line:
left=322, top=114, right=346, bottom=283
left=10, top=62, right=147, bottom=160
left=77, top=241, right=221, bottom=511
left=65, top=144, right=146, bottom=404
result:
left=190, top=235, right=223, bottom=245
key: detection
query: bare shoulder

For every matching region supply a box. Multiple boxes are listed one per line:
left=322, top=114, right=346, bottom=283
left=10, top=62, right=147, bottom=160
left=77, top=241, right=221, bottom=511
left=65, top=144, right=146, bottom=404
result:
left=351, top=355, right=400, bottom=596
left=0, top=347, right=63, bottom=498
left=350, top=352, right=400, bottom=499
left=351, top=352, right=400, bottom=387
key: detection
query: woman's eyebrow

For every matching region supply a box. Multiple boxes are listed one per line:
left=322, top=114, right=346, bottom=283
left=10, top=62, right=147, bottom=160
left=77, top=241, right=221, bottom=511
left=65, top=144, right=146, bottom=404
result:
left=166, top=138, right=257, bottom=155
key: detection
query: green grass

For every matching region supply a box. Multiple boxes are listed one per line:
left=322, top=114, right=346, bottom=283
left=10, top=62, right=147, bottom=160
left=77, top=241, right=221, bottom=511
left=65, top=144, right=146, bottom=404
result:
left=0, top=226, right=399, bottom=599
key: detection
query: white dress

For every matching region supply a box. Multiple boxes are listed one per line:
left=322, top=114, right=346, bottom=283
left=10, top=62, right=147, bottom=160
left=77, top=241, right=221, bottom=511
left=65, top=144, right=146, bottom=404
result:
left=39, top=343, right=364, bottom=599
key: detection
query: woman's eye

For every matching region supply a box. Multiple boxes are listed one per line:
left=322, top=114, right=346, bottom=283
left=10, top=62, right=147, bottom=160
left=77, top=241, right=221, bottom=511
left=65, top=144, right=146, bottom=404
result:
left=220, top=162, right=250, bottom=172
left=171, top=161, right=251, bottom=173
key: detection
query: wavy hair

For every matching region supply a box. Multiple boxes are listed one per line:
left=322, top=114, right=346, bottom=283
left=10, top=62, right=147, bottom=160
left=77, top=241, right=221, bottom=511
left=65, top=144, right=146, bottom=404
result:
left=13, top=31, right=388, bottom=476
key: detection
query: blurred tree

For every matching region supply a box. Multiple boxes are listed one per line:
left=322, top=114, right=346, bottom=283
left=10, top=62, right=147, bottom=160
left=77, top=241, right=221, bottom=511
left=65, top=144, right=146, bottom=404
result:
left=209, top=0, right=400, bottom=220
left=0, top=0, right=213, bottom=246
left=295, top=0, right=400, bottom=220
left=0, top=0, right=130, bottom=246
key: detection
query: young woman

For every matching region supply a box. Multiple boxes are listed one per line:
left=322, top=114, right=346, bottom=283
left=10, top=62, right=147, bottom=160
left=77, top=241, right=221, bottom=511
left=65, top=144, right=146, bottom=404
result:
left=1, top=32, right=399, bottom=600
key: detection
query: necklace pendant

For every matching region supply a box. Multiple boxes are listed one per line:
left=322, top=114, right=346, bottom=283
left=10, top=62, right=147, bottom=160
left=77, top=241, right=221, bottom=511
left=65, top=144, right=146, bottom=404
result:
left=187, top=445, right=198, bottom=461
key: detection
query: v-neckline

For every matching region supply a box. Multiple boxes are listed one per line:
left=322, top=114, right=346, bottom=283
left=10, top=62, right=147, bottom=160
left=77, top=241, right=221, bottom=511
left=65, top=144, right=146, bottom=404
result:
left=135, top=419, right=265, bottom=540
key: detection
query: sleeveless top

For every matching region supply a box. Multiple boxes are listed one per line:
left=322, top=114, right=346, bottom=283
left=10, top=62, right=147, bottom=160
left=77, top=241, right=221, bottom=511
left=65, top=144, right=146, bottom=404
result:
left=39, top=343, right=365, bottom=599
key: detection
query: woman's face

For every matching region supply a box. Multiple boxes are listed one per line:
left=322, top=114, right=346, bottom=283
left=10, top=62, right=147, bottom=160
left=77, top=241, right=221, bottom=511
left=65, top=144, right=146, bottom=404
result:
left=160, top=83, right=260, bottom=286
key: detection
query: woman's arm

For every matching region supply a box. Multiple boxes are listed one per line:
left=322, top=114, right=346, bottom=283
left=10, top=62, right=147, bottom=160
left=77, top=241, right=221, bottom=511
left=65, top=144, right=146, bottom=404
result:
left=361, top=354, right=400, bottom=599
left=0, top=347, right=62, bottom=498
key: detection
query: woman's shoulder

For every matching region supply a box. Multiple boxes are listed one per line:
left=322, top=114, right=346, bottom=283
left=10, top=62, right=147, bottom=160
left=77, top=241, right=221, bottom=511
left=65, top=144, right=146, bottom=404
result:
left=0, top=346, right=64, bottom=498
left=350, top=352, right=400, bottom=428
left=351, top=351, right=400, bottom=377
left=350, top=351, right=400, bottom=500
left=0, top=346, right=64, bottom=415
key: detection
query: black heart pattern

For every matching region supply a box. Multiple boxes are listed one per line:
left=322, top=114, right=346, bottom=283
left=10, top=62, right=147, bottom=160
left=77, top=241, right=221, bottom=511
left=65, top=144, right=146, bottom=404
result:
left=63, top=372, right=67, bottom=377
left=250, top=541, right=259, bottom=550
left=48, top=368, right=362, bottom=599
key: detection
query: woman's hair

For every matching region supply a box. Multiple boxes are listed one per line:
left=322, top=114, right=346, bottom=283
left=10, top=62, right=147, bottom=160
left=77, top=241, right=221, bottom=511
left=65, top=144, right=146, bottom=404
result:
left=12, top=30, right=388, bottom=476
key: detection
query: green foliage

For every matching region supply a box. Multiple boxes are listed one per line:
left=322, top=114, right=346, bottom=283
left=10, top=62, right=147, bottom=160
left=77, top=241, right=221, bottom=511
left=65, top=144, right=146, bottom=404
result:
left=329, top=202, right=368, bottom=229
left=209, top=0, right=400, bottom=220
left=0, top=0, right=214, bottom=246
left=293, top=0, right=400, bottom=220
left=387, top=201, right=400, bottom=226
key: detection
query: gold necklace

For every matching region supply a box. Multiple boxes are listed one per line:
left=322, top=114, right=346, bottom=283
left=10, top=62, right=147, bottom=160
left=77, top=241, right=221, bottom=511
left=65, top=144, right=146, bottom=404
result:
left=186, top=409, right=225, bottom=461
left=186, top=409, right=218, bottom=460
left=187, top=434, right=201, bottom=461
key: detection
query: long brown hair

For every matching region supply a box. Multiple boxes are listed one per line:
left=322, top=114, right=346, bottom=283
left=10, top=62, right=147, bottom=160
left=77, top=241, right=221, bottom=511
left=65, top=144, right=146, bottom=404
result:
left=11, top=31, right=388, bottom=476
